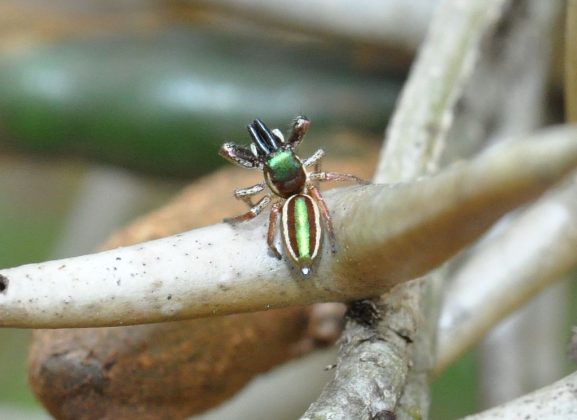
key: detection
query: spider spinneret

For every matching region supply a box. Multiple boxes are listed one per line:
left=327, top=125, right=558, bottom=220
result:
left=219, top=116, right=366, bottom=276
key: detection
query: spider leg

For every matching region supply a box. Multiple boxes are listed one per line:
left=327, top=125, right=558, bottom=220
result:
left=224, top=195, right=271, bottom=224
left=308, top=171, right=368, bottom=185
left=307, top=184, right=337, bottom=254
left=267, top=202, right=283, bottom=260
left=287, top=115, right=310, bottom=147
left=233, top=182, right=266, bottom=208
left=304, top=149, right=324, bottom=188
left=303, top=149, right=325, bottom=168
left=219, top=142, right=262, bottom=169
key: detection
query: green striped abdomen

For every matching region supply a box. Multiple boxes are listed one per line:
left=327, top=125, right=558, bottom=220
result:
left=282, top=194, right=322, bottom=276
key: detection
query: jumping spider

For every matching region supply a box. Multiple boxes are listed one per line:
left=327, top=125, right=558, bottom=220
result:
left=219, top=116, right=366, bottom=276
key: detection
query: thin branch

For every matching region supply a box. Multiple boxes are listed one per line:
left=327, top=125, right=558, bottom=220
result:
left=303, top=0, right=513, bottom=417
left=461, top=372, right=577, bottom=419
left=438, top=0, right=565, bottom=403
left=302, top=287, right=419, bottom=420
left=374, top=0, right=507, bottom=184
left=396, top=270, right=446, bottom=418
left=1, top=127, right=577, bottom=328
left=392, top=0, right=564, bottom=415
left=436, top=171, right=577, bottom=374
left=195, top=0, right=436, bottom=51
left=443, top=0, right=561, bottom=160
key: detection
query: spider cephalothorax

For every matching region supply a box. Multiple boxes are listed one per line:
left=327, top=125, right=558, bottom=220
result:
left=219, top=116, right=366, bottom=276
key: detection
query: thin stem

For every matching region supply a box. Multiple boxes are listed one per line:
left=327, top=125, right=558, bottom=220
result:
left=436, top=173, right=577, bottom=374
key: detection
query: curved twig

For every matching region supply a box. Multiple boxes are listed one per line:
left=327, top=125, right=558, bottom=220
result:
left=462, top=372, right=577, bottom=419
left=436, top=171, right=577, bottom=374
left=1, top=127, right=576, bottom=328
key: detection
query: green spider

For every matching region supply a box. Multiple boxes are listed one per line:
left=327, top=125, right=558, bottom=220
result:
left=219, top=116, right=366, bottom=276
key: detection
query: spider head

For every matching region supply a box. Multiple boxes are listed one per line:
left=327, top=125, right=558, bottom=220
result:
left=219, top=116, right=310, bottom=171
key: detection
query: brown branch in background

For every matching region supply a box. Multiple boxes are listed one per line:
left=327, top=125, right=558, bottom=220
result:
left=29, top=307, right=311, bottom=419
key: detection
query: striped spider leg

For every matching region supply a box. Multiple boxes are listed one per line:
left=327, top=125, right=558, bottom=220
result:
left=267, top=201, right=283, bottom=260
left=303, top=149, right=369, bottom=253
left=304, top=149, right=367, bottom=184
left=223, top=194, right=271, bottom=224
left=232, top=182, right=266, bottom=208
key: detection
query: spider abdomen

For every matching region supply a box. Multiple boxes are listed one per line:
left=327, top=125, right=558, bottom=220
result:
left=282, top=194, right=322, bottom=276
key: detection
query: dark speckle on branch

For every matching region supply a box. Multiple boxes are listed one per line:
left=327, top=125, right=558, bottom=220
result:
left=0, top=274, right=8, bottom=294
left=346, top=299, right=381, bottom=327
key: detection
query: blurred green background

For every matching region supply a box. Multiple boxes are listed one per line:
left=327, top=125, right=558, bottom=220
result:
left=0, top=1, right=575, bottom=419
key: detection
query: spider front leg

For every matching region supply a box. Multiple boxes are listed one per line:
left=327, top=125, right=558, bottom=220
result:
left=224, top=195, right=271, bottom=224
left=304, top=148, right=325, bottom=171
left=287, top=115, right=310, bottom=147
left=308, top=171, right=368, bottom=185
left=304, top=149, right=325, bottom=188
left=233, top=182, right=265, bottom=208
left=219, top=142, right=262, bottom=169
left=267, top=202, right=283, bottom=260
left=307, top=184, right=337, bottom=254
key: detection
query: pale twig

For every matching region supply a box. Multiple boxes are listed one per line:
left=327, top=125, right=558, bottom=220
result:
left=436, top=171, right=577, bottom=374
left=1, top=127, right=576, bottom=328
left=449, top=0, right=565, bottom=407
left=302, top=0, right=514, bottom=417
left=462, top=372, right=577, bottom=419
left=374, top=0, right=507, bottom=183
